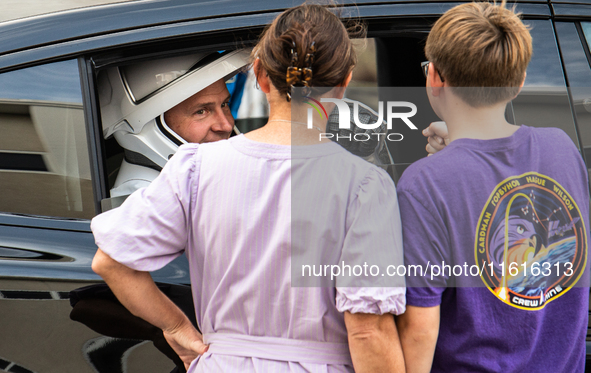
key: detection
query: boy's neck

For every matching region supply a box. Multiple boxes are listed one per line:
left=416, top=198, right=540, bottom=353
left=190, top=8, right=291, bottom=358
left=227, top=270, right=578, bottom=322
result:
left=441, top=97, right=519, bottom=142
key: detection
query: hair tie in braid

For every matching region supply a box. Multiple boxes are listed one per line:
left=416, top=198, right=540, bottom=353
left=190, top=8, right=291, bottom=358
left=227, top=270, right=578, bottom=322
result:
left=285, top=41, right=316, bottom=101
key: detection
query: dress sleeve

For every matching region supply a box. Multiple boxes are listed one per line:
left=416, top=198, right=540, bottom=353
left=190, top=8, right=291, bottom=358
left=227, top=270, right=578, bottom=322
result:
left=397, top=188, right=449, bottom=307
left=335, top=167, right=406, bottom=315
left=91, top=145, right=199, bottom=272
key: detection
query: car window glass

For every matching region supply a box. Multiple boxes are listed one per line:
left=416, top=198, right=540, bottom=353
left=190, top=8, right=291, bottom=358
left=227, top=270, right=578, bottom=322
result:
left=347, top=38, right=380, bottom=110
left=350, top=38, right=378, bottom=88
left=559, top=22, right=591, bottom=87
left=524, top=20, right=567, bottom=87
left=512, top=20, right=578, bottom=147
left=0, top=60, right=94, bottom=219
left=581, top=22, right=591, bottom=53
left=562, top=21, right=591, bottom=188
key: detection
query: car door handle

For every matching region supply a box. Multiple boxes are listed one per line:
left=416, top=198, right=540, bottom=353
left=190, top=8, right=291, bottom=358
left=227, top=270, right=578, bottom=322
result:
left=0, top=245, right=67, bottom=261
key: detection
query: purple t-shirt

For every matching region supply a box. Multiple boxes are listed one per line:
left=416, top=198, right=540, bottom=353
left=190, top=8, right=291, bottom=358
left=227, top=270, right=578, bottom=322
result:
left=398, top=125, right=590, bottom=372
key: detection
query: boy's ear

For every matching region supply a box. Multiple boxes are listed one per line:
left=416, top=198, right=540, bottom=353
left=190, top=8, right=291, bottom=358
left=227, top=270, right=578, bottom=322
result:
left=253, top=58, right=271, bottom=94
left=428, top=62, right=445, bottom=96
left=514, top=71, right=527, bottom=98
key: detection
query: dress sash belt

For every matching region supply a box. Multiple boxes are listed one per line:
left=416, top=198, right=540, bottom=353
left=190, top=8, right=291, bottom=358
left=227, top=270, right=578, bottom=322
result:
left=203, top=333, right=353, bottom=365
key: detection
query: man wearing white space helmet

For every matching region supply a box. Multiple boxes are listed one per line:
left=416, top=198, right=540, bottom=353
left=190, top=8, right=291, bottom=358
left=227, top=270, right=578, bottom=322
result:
left=99, top=49, right=251, bottom=208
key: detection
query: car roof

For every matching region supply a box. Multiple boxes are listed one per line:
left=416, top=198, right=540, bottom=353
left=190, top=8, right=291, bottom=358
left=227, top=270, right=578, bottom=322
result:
left=0, top=0, right=586, bottom=72
left=0, top=0, right=568, bottom=55
left=0, top=0, right=299, bottom=56
left=0, top=0, right=135, bottom=23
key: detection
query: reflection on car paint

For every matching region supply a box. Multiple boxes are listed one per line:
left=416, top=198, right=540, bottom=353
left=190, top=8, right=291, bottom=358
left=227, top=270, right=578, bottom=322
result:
left=83, top=337, right=147, bottom=373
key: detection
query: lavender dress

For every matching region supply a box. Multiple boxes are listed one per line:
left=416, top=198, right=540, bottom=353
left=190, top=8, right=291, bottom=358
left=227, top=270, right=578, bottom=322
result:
left=92, top=135, right=405, bottom=372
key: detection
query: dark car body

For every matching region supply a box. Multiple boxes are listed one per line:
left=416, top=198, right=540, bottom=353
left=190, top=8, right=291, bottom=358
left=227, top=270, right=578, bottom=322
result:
left=0, top=0, right=591, bottom=371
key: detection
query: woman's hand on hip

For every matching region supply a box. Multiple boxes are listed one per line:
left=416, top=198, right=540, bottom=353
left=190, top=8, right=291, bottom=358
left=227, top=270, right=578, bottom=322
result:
left=164, top=319, right=209, bottom=370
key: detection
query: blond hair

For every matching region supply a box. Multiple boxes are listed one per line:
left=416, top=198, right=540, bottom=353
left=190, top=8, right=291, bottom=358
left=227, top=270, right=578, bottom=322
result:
left=425, top=1, right=532, bottom=107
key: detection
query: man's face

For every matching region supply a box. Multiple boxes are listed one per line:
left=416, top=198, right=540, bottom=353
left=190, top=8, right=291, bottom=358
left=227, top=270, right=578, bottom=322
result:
left=164, top=79, right=234, bottom=143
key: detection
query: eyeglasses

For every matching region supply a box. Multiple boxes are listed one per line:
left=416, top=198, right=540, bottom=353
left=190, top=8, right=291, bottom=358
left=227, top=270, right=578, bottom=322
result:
left=421, top=61, right=445, bottom=82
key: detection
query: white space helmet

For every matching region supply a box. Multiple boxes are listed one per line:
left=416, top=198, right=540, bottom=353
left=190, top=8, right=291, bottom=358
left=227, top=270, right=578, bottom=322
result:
left=98, top=49, right=250, bottom=169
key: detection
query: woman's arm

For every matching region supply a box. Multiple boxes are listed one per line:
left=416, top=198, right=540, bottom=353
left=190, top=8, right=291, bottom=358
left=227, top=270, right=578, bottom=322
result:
left=344, top=311, right=405, bottom=373
left=92, top=248, right=208, bottom=369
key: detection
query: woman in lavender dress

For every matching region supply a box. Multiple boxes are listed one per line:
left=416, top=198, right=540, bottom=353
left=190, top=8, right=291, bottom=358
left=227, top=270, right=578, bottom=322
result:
left=91, top=4, right=406, bottom=372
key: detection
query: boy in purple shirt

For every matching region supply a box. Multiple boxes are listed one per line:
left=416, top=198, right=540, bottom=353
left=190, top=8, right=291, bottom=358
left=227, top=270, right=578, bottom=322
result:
left=396, top=2, right=590, bottom=372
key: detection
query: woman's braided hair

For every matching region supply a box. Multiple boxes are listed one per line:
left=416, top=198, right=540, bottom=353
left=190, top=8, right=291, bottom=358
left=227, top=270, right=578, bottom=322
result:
left=253, top=4, right=365, bottom=101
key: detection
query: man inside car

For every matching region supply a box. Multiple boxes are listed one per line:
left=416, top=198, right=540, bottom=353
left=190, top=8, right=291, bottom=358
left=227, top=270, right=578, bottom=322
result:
left=102, top=50, right=250, bottom=203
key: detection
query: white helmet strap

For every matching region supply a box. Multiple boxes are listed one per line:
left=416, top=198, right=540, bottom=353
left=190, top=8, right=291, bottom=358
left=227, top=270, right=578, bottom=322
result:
left=156, top=113, right=187, bottom=146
